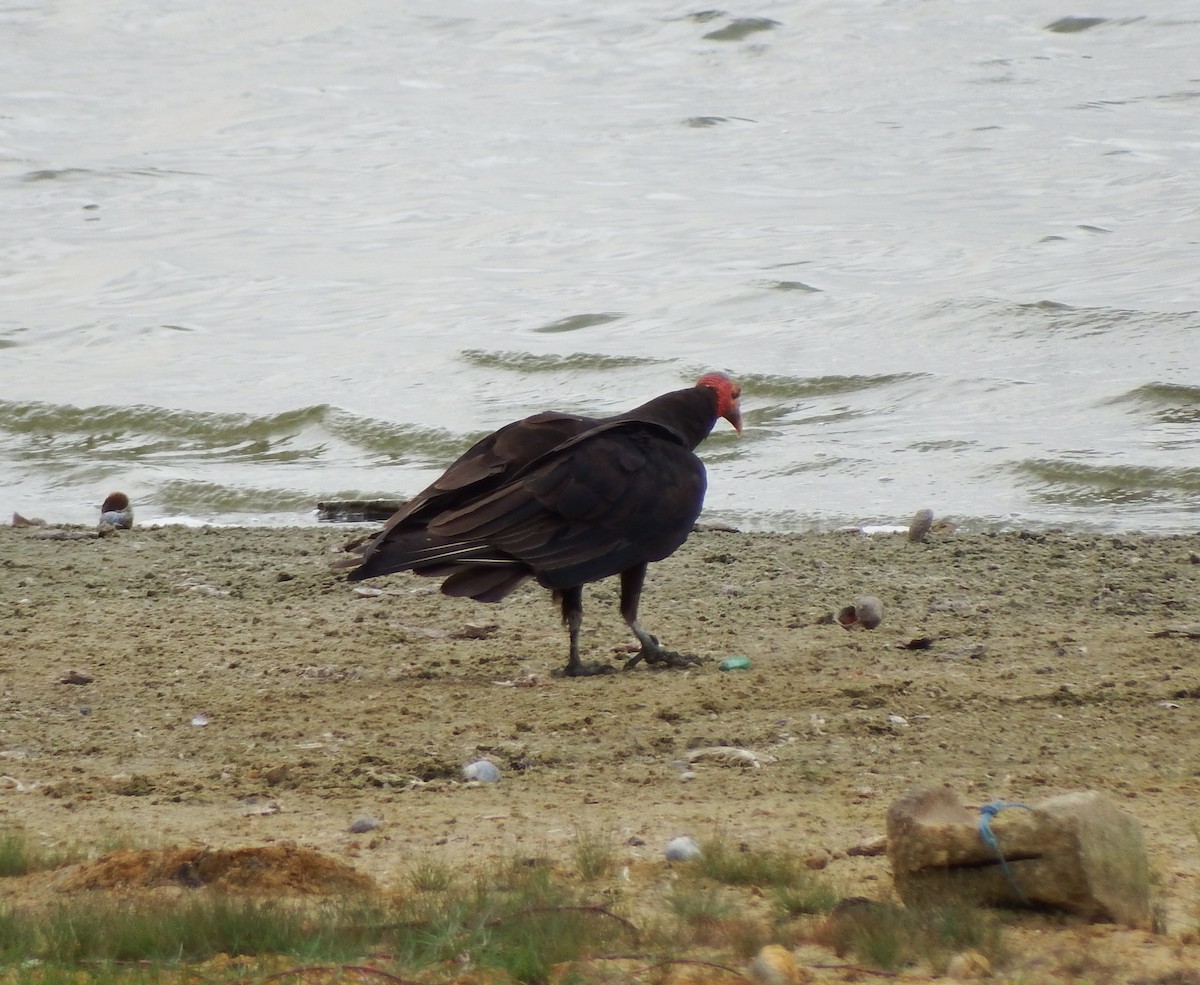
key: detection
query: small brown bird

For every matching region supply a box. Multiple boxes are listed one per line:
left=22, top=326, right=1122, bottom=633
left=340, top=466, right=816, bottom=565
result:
left=98, top=492, right=133, bottom=531
left=340, top=373, right=742, bottom=676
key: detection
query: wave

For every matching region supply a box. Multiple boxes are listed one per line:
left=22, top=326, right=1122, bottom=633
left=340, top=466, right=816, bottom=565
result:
left=1015, top=459, right=1200, bottom=510
left=0, top=400, right=471, bottom=467
left=736, top=371, right=926, bottom=400
left=1109, top=383, right=1200, bottom=425
left=459, top=349, right=664, bottom=373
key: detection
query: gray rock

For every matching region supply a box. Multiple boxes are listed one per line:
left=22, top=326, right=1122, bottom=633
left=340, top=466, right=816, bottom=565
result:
left=664, top=836, right=702, bottom=862
left=908, top=508, right=934, bottom=543
left=886, top=785, right=1151, bottom=927
left=463, top=759, right=500, bottom=783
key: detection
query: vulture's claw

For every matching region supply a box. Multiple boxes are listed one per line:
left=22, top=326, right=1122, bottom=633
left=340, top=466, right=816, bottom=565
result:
left=555, top=661, right=618, bottom=679
left=624, top=640, right=702, bottom=671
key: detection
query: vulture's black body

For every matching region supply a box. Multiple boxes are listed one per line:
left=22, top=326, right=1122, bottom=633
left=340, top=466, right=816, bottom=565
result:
left=343, top=375, right=741, bottom=675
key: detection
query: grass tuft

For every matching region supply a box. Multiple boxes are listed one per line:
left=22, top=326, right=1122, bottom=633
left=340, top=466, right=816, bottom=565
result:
left=33, top=894, right=377, bottom=965
left=815, top=898, right=1007, bottom=972
left=404, top=852, right=459, bottom=894
left=0, top=828, right=85, bottom=878
left=694, top=835, right=813, bottom=889
left=572, top=824, right=617, bottom=881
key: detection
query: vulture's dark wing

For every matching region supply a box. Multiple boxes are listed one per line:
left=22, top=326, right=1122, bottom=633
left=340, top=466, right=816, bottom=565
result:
left=429, top=421, right=707, bottom=590
left=383, top=411, right=594, bottom=527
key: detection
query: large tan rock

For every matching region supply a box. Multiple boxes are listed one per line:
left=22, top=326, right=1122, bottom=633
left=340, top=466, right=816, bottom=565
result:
left=886, top=785, right=1151, bottom=927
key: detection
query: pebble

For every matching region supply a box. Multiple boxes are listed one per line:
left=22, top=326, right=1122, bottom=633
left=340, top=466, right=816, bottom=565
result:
left=945, top=950, right=991, bottom=980
left=463, top=760, right=500, bottom=783
left=664, top=836, right=702, bottom=862
left=748, top=944, right=800, bottom=985
left=348, top=816, right=380, bottom=834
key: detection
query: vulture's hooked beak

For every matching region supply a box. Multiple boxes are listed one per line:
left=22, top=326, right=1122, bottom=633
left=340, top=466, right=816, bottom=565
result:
left=726, top=405, right=743, bottom=434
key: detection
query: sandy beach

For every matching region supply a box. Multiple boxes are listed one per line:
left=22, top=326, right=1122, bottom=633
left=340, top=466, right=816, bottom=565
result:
left=2, top=521, right=1199, bottom=979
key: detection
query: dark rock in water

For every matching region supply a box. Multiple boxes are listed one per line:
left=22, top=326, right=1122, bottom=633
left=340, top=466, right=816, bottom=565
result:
left=1045, top=16, right=1108, bottom=33
left=886, top=785, right=1151, bottom=927
left=317, top=499, right=405, bottom=523
left=703, top=17, right=780, bottom=42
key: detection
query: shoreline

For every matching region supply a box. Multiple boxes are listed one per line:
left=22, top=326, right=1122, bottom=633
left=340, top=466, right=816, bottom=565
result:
left=15, top=513, right=1200, bottom=540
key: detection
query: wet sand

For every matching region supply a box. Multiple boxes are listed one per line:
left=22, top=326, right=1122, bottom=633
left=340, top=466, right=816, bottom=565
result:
left=2, top=523, right=1199, bottom=977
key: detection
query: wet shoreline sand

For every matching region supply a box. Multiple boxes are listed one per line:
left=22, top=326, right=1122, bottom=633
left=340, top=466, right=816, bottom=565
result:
left=2, top=523, right=1199, bottom=976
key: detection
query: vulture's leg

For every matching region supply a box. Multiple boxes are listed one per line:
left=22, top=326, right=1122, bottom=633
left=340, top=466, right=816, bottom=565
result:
left=556, top=586, right=614, bottom=677
left=619, top=564, right=701, bottom=670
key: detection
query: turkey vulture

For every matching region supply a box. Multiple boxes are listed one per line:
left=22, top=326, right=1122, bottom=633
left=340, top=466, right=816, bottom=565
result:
left=340, top=372, right=742, bottom=676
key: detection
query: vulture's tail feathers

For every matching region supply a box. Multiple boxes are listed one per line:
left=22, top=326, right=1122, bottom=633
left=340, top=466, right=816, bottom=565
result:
left=347, top=532, right=522, bottom=583
left=440, top=565, right=530, bottom=602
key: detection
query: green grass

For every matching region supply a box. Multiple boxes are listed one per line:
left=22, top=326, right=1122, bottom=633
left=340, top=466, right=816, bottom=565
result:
left=572, top=824, right=617, bottom=881
left=0, top=828, right=84, bottom=878
left=687, top=833, right=841, bottom=920
left=667, top=882, right=735, bottom=925
left=773, top=876, right=842, bottom=917
left=0, top=827, right=137, bottom=879
left=816, top=899, right=1008, bottom=973
left=693, top=836, right=808, bottom=887
left=387, top=853, right=636, bottom=982
left=0, top=829, right=1007, bottom=982
left=0, top=895, right=377, bottom=966
left=404, top=851, right=459, bottom=893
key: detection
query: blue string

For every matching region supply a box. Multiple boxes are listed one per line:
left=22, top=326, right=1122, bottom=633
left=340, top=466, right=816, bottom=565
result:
left=978, top=800, right=1033, bottom=904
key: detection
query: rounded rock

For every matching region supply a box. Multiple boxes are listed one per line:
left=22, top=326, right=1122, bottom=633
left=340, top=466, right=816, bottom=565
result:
left=908, top=508, right=934, bottom=543
left=463, top=759, right=500, bottom=783
left=664, top=835, right=702, bottom=862
left=748, top=944, right=801, bottom=985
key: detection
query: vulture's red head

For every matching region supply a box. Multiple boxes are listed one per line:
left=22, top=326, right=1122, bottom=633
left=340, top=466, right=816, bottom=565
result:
left=696, top=372, right=743, bottom=433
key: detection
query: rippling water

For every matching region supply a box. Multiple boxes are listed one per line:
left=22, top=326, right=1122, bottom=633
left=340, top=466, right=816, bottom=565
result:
left=2, top=1, right=1197, bottom=531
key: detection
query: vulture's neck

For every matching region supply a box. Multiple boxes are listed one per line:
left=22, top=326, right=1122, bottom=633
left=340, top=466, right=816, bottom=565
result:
left=619, top=387, right=719, bottom=450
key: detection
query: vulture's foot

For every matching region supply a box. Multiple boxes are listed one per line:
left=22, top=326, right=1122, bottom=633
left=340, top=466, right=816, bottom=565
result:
left=624, top=639, right=702, bottom=671
left=555, top=660, right=618, bottom=678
